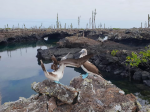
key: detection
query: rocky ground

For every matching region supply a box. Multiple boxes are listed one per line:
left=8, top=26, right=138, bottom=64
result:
left=37, top=36, right=150, bottom=87
left=1, top=74, right=148, bottom=112
left=1, top=28, right=150, bottom=111
left=1, top=28, right=150, bottom=45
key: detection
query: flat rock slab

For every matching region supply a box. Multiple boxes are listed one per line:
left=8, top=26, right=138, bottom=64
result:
left=31, top=80, right=78, bottom=104
left=37, top=48, right=81, bottom=60
left=57, top=36, right=100, bottom=48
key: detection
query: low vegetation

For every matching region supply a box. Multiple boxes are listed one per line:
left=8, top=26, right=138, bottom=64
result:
left=113, top=28, right=120, bottom=30
left=126, top=45, right=150, bottom=67
left=125, top=45, right=150, bottom=81
left=111, top=50, right=118, bottom=56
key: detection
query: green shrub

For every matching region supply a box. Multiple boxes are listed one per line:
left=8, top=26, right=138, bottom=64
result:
left=111, top=50, right=118, bottom=56
left=126, top=52, right=141, bottom=67
left=126, top=46, right=150, bottom=67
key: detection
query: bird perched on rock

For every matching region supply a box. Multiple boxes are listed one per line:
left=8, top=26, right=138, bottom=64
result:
left=40, top=53, right=93, bottom=84
left=97, top=36, right=108, bottom=46
left=79, top=49, right=102, bottom=79
left=50, top=52, right=70, bottom=71
left=51, top=55, right=59, bottom=71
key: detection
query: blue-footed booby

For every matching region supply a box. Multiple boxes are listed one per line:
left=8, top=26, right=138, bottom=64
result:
left=79, top=49, right=102, bottom=79
left=40, top=53, right=93, bottom=84
left=51, top=55, right=59, bottom=71
left=50, top=52, right=70, bottom=71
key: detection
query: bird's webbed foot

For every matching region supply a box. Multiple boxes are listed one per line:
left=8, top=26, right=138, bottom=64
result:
left=54, top=81, right=63, bottom=85
left=82, top=73, right=89, bottom=79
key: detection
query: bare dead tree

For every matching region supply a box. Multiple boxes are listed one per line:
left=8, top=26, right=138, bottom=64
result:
left=86, top=23, right=88, bottom=29
left=70, top=23, right=73, bottom=29
left=89, top=18, right=91, bottom=29
left=145, top=21, right=147, bottom=28
left=78, top=16, right=81, bottom=29
left=94, top=9, right=97, bottom=29
left=56, top=13, right=59, bottom=29
left=148, top=14, right=150, bottom=28
left=92, top=11, right=93, bottom=29
left=100, top=23, right=102, bottom=29
left=64, top=23, right=66, bottom=29
left=60, top=23, right=61, bottom=29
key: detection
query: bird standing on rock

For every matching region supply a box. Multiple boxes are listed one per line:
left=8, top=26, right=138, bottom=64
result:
left=40, top=53, right=93, bottom=84
left=50, top=52, right=70, bottom=71
left=79, top=49, right=102, bottom=79
left=51, top=55, right=59, bottom=71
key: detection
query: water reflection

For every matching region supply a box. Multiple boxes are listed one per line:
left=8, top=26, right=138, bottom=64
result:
left=0, top=40, right=150, bottom=106
left=0, top=40, right=82, bottom=104
left=103, top=71, right=150, bottom=106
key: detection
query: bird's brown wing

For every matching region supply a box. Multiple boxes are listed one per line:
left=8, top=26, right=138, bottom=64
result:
left=51, top=64, right=58, bottom=71
left=51, top=55, right=58, bottom=65
left=60, top=54, right=93, bottom=67
left=51, top=55, right=59, bottom=71
left=40, top=60, right=47, bottom=72
left=83, top=61, right=103, bottom=77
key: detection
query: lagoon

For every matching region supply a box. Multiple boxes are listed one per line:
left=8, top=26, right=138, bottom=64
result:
left=0, top=39, right=149, bottom=106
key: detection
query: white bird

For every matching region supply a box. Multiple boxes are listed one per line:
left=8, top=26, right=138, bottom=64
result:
left=79, top=49, right=102, bottom=79
left=40, top=53, right=93, bottom=84
left=50, top=52, right=70, bottom=71
left=97, top=36, right=108, bottom=45
left=44, top=37, right=48, bottom=41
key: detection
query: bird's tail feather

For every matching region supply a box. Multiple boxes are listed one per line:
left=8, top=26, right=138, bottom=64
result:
left=61, top=52, right=70, bottom=60
left=40, top=60, right=47, bottom=72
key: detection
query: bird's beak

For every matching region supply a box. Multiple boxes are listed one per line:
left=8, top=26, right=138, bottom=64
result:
left=79, top=50, right=83, bottom=54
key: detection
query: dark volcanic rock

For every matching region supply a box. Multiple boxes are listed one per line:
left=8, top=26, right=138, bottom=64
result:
left=142, top=71, right=150, bottom=80
left=143, top=80, right=150, bottom=87
left=36, top=48, right=81, bottom=60
left=0, top=74, right=139, bottom=112
left=133, top=71, right=142, bottom=81
left=57, top=36, right=100, bottom=48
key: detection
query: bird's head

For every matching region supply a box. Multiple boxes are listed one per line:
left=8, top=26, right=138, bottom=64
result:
left=79, top=49, right=87, bottom=57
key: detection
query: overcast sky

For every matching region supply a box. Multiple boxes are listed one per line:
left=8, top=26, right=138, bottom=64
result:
left=0, top=0, right=149, bottom=28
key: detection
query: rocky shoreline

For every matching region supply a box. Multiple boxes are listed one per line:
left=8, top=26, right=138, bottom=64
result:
left=1, top=28, right=150, bottom=46
left=37, top=36, right=150, bottom=87
left=1, top=29, right=150, bottom=111
left=1, top=74, right=148, bottom=112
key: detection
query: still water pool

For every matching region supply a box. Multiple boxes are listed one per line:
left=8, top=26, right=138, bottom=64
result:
left=0, top=40, right=83, bottom=104
left=0, top=40, right=150, bottom=106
